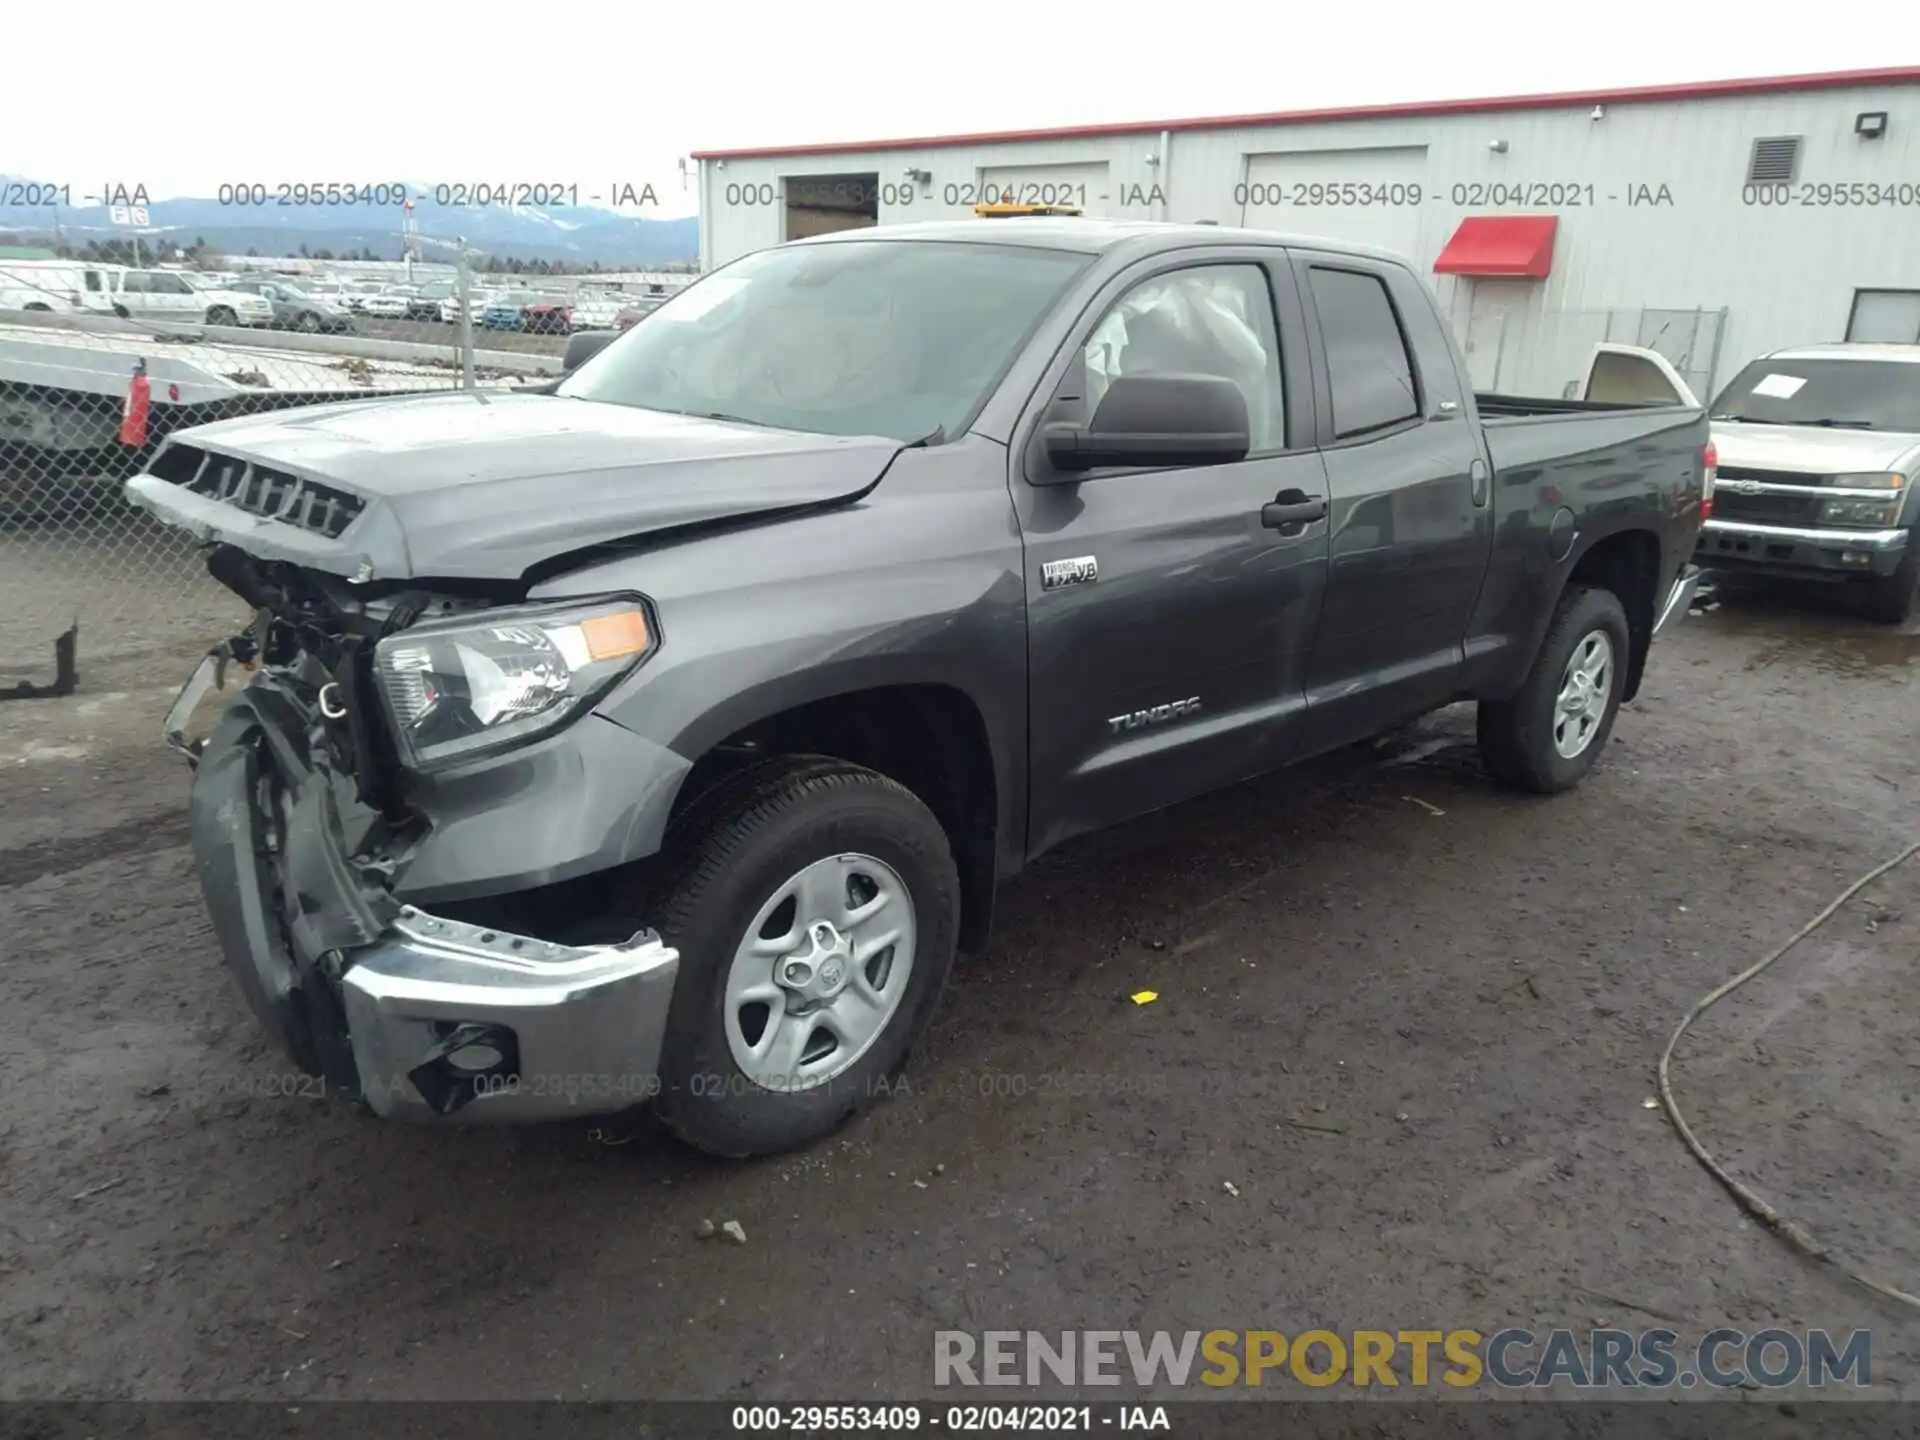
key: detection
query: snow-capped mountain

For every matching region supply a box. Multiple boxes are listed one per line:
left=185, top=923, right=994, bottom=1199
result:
left=0, top=179, right=698, bottom=264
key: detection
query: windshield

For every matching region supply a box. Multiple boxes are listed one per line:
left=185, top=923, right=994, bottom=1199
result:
left=1710, top=358, right=1920, bottom=433
left=557, top=239, right=1092, bottom=442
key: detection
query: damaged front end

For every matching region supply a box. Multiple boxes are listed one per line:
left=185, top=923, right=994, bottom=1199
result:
left=168, top=548, right=679, bottom=1123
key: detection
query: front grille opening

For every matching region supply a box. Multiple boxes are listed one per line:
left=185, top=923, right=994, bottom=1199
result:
left=163, top=446, right=367, bottom=539
left=147, top=442, right=206, bottom=484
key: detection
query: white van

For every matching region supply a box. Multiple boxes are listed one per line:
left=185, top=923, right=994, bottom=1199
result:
left=115, top=268, right=274, bottom=327
left=0, top=259, right=126, bottom=316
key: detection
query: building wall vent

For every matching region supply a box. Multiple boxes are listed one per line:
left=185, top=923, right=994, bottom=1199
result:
left=1747, top=136, right=1802, bottom=185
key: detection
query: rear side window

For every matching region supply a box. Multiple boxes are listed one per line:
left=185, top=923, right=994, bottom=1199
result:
left=1309, top=266, right=1420, bottom=439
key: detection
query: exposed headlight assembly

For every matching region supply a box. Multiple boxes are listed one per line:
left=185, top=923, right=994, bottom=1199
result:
left=371, top=597, right=656, bottom=770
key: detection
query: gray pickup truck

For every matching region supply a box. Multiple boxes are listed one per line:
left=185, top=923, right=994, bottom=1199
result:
left=132, top=220, right=1710, bottom=1158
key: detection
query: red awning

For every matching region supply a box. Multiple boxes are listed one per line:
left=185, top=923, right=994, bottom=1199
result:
left=1432, top=215, right=1558, bottom=278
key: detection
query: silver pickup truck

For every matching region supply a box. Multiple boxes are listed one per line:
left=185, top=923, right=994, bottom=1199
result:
left=1696, top=342, right=1920, bottom=624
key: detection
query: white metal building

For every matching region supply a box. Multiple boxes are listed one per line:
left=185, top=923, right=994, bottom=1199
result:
left=692, top=67, right=1920, bottom=400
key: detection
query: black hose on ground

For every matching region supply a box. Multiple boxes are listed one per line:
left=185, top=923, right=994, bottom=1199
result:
left=1659, top=837, right=1920, bottom=1311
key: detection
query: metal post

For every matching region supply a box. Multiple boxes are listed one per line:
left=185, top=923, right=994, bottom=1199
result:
left=456, top=239, right=476, bottom=392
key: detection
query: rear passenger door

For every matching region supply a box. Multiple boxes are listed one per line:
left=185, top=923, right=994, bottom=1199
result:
left=1290, top=253, right=1492, bottom=749
left=116, top=272, right=153, bottom=319
left=1014, top=248, right=1330, bottom=857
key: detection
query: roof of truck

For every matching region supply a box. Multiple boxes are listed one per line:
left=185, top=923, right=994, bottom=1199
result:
left=794, top=217, right=1409, bottom=263
left=1765, top=342, right=1920, bottom=364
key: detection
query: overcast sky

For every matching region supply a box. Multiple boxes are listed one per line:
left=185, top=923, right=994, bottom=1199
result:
left=2, top=1, right=1904, bottom=220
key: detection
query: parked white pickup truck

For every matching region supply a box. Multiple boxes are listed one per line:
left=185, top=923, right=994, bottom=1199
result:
left=1697, top=342, right=1920, bottom=624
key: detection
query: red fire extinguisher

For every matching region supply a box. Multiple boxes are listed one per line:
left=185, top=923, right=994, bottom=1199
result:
left=119, top=359, right=151, bottom=447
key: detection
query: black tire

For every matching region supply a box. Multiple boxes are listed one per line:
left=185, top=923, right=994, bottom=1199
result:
left=1477, top=585, right=1630, bottom=795
left=647, top=756, right=960, bottom=1159
left=112, top=305, right=130, bottom=319
left=295, top=310, right=322, bottom=333
left=1862, top=536, right=1920, bottom=626
left=23, top=302, right=51, bottom=312
left=206, top=306, right=237, bottom=327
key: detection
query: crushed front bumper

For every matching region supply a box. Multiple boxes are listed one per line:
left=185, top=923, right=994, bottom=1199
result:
left=172, top=658, right=679, bottom=1125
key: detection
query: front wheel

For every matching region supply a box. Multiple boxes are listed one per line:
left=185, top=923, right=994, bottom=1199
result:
left=1477, top=585, right=1630, bottom=795
left=648, top=757, right=960, bottom=1158
left=1862, top=537, right=1920, bottom=626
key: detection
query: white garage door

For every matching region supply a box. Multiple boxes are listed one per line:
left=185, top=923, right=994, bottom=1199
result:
left=978, top=162, right=1113, bottom=216
left=1238, top=146, right=1428, bottom=258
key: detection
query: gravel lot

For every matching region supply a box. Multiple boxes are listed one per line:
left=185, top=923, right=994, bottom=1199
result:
left=2, top=574, right=1918, bottom=1404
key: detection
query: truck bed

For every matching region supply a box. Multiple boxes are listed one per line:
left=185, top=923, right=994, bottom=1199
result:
left=1476, top=391, right=1687, bottom=419
left=1480, top=392, right=1705, bottom=481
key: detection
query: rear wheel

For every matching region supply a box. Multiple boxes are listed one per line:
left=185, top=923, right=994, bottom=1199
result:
left=23, top=302, right=51, bottom=312
left=1862, top=535, right=1920, bottom=626
left=648, top=756, right=960, bottom=1158
left=206, top=305, right=237, bottom=327
left=295, top=310, right=322, bottom=333
left=1478, top=586, right=1630, bottom=795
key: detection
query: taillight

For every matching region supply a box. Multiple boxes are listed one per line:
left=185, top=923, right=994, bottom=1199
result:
left=1701, top=440, right=1717, bottom=520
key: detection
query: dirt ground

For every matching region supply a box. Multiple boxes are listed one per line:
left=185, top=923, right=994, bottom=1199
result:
left=3, top=572, right=1919, bottom=1405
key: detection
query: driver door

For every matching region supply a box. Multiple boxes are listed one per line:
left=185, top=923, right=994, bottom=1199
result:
left=1013, top=249, right=1332, bottom=858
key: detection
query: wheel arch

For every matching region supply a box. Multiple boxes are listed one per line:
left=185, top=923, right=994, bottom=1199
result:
left=661, top=677, right=1010, bottom=956
left=1561, top=526, right=1663, bottom=701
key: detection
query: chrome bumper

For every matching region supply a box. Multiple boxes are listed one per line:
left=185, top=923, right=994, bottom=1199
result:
left=341, top=908, right=679, bottom=1124
left=1702, top=519, right=1908, bottom=552
left=1654, top=564, right=1702, bottom=637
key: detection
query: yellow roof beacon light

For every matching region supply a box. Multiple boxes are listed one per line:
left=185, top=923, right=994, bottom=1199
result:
left=974, top=202, right=1084, bottom=218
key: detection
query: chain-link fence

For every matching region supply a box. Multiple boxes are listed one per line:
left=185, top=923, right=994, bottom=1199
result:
left=0, top=300, right=573, bottom=691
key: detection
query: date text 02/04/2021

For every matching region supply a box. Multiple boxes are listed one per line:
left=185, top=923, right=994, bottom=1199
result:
left=728, top=1404, right=1160, bottom=1433
left=206, top=182, right=662, bottom=208
left=717, top=179, right=1143, bottom=210
left=1230, top=181, right=1676, bottom=207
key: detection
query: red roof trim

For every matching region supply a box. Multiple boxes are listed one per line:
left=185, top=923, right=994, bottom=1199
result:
left=691, top=66, right=1920, bottom=161
left=1433, top=215, right=1559, bottom=278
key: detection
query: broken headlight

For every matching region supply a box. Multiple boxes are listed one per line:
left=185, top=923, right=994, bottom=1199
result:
left=371, top=597, right=655, bottom=770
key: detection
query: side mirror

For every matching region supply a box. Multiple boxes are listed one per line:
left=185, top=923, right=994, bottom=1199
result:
left=1042, top=373, right=1251, bottom=474
left=562, top=329, right=621, bottom=373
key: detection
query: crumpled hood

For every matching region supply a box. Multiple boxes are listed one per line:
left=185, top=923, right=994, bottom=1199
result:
left=124, top=390, right=905, bottom=581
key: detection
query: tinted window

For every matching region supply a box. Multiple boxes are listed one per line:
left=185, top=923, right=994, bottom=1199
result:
left=1080, top=263, right=1286, bottom=453
left=121, top=273, right=147, bottom=293
left=1710, top=358, right=1920, bottom=434
left=1309, top=267, right=1420, bottom=439
left=560, top=240, right=1092, bottom=443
